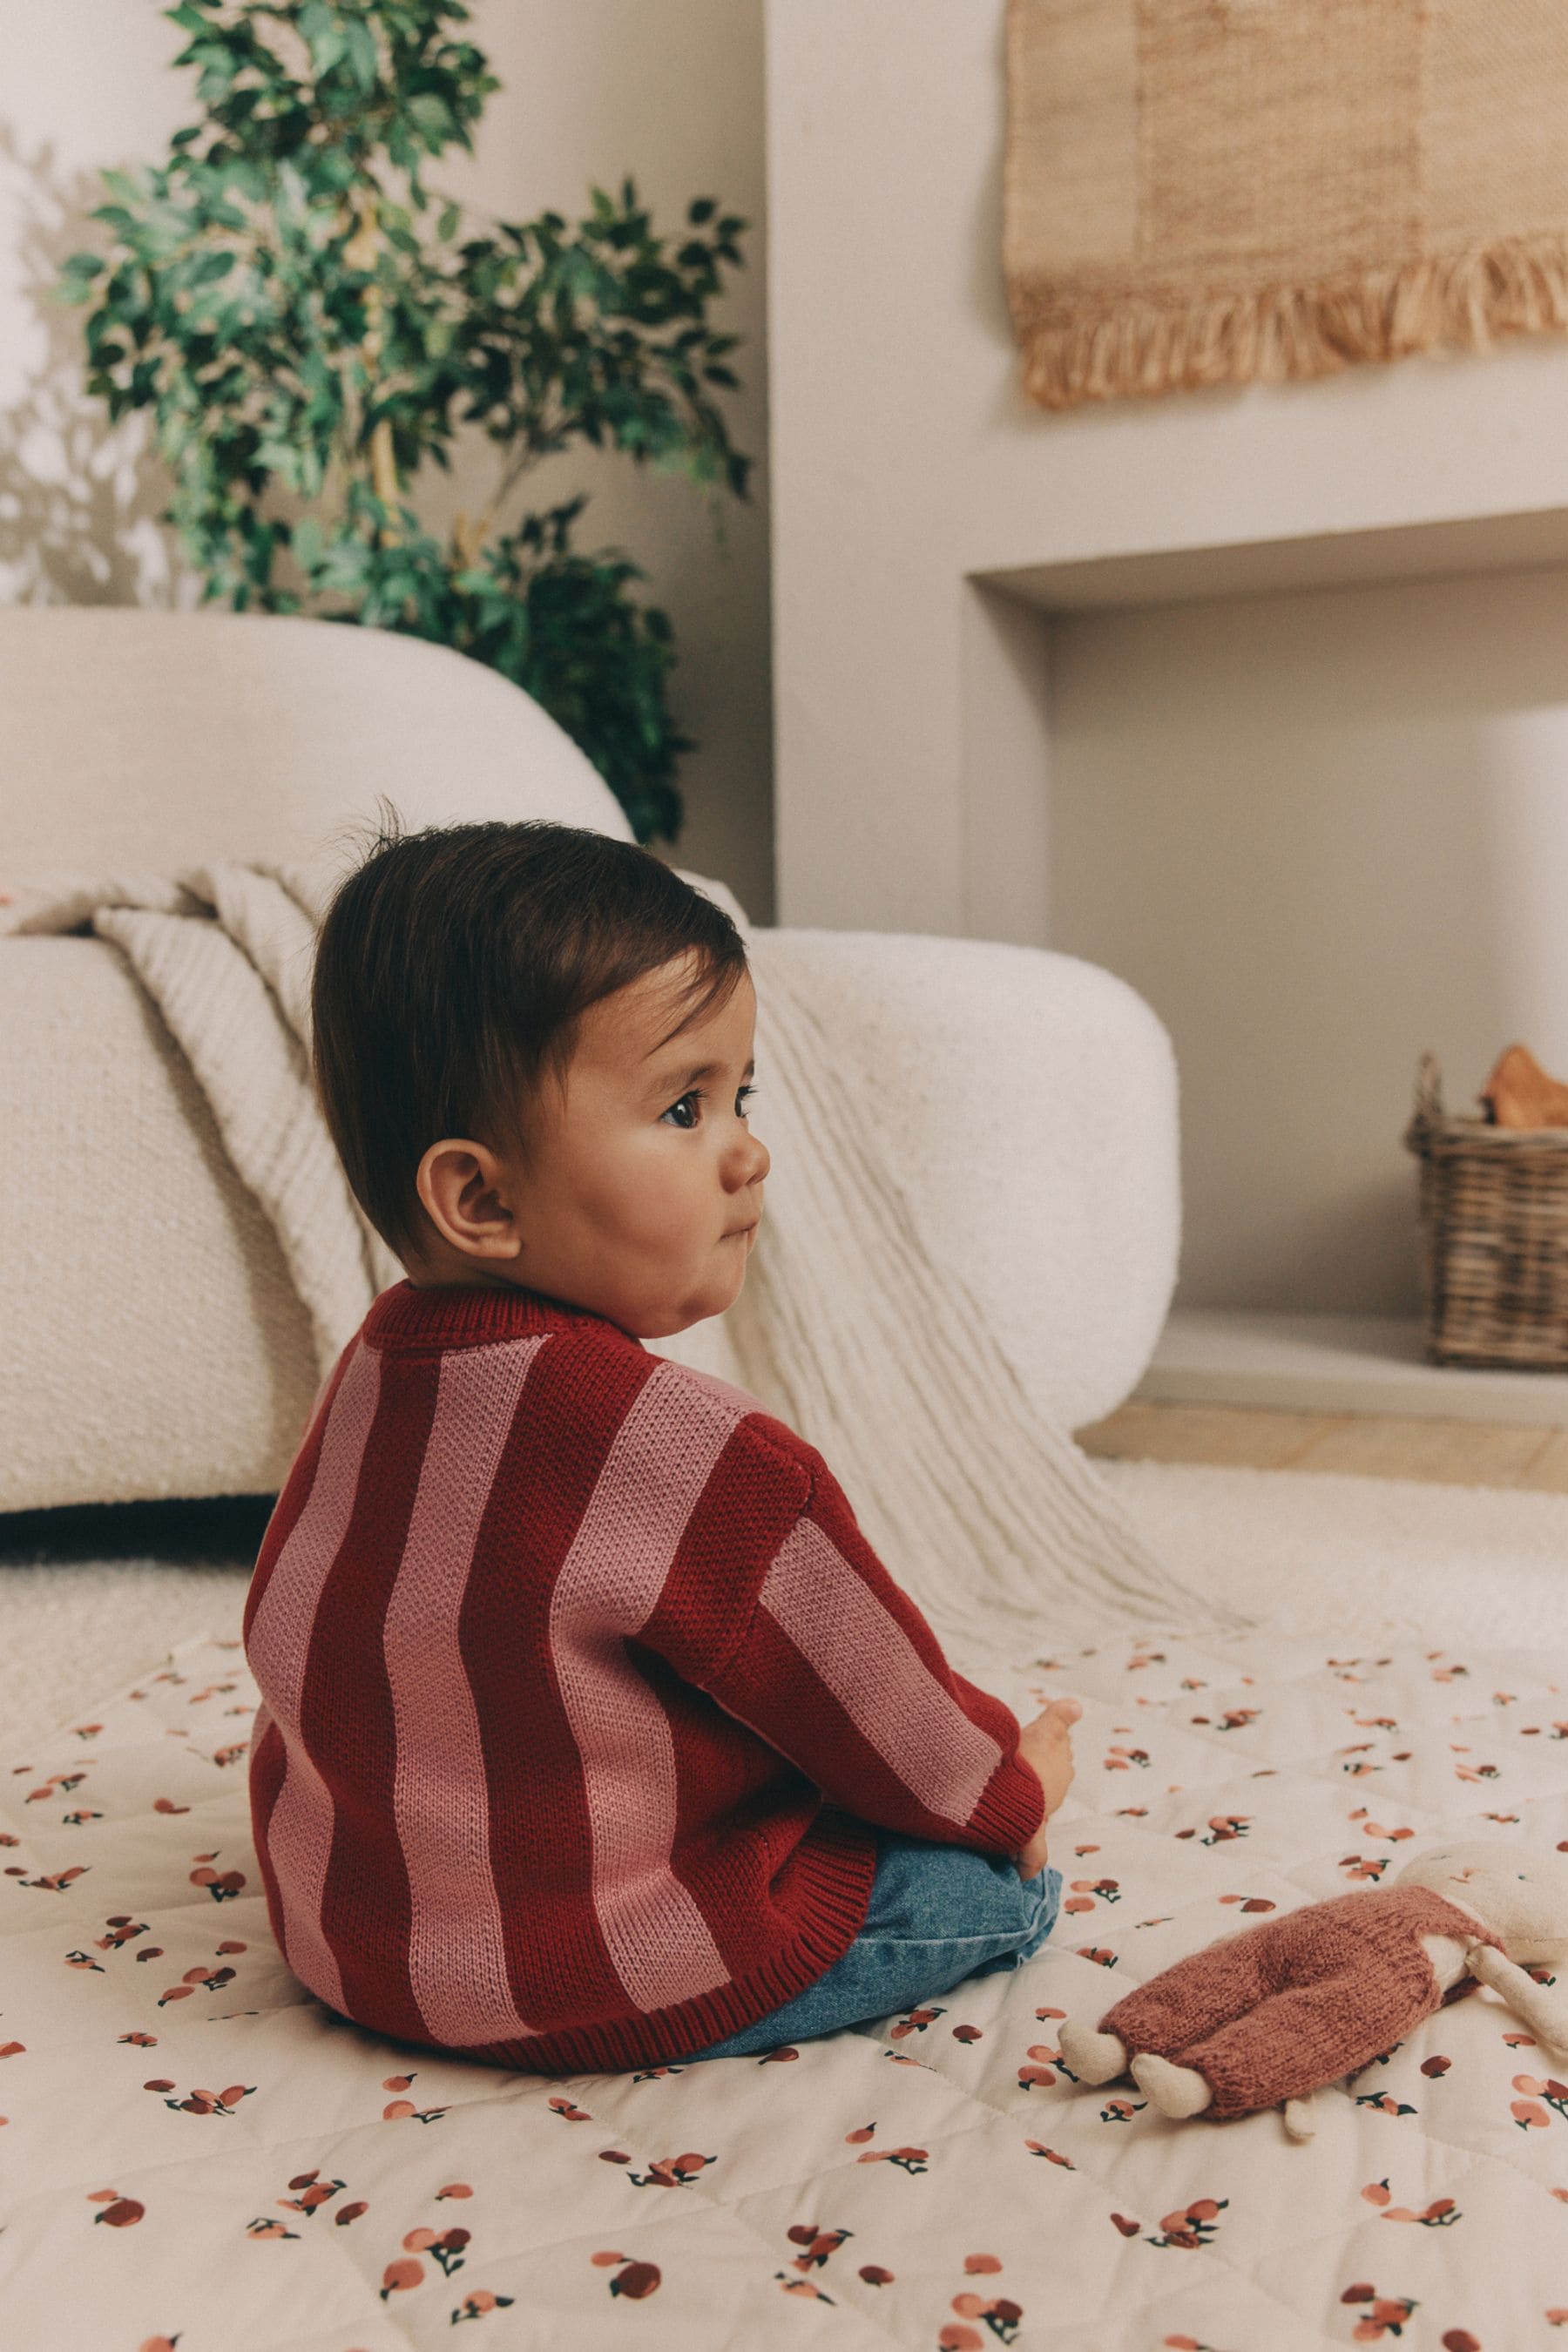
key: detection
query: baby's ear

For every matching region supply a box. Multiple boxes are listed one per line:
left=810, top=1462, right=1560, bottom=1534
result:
left=416, top=1137, right=522, bottom=1263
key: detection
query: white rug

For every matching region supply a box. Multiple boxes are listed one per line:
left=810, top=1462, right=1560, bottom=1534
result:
left=4, top=1459, right=1567, bottom=1751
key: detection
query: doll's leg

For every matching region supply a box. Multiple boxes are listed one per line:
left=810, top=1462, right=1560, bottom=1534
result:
left=1098, top=1922, right=1281, bottom=2061
left=1063, top=1922, right=1281, bottom=2086
left=1173, top=1979, right=1353, bottom=2121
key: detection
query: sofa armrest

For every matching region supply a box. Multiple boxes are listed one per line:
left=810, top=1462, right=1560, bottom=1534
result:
left=745, top=927, right=1179, bottom=1431
left=0, top=936, right=319, bottom=1513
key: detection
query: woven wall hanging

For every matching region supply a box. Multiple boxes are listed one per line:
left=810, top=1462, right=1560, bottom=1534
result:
left=1004, top=0, right=1568, bottom=413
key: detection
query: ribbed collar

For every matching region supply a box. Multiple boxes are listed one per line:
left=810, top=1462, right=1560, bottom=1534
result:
left=363, top=1277, right=641, bottom=1352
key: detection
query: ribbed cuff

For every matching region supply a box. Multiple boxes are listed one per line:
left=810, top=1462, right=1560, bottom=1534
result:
left=968, top=1753, right=1046, bottom=1854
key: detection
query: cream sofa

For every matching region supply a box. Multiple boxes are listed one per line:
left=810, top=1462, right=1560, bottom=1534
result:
left=0, top=606, right=1179, bottom=1514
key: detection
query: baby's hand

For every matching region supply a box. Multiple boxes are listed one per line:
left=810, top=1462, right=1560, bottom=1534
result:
left=1014, top=1696, right=1082, bottom=1881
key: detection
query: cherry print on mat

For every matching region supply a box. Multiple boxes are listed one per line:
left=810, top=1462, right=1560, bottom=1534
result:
left=855, top=2144, right=929, bottom=2173
left=1511, top=2073, right=1568, bottom=2129
left=1064, top=1878, right=1120, bottom=1914
left=594, top=2148, right=718, bottom=2188
left=1017, top=2043, right=1064, bottom=2091
left=402, top=2221, right=470, bottom=2277
left=157, top=1962, right=237, bottom=2006
left=775, top=2270, right=835, bottom=2305
left=889, top=2003, right=944, bottom=2038
left=187, top=1853, right=245, bottom=1901
left=142, top=2079, right=253, bottom=2118
left=1340, top=2283, right=1418, bottom=2341
left=278, top=2169, right=345, bottom=2218
left=1362, top=2180, right=1461, bottom=2227
left=786, top=2221, right=851, bottom=2273
left=381, top=2071, right=449, bottom=2124
left=450, top=2288, right=516, bottom=2320
left=1147, top=2198, right=1227, bottom=2252
left=95, top=1916, right=146, bottom=1950
left=937, top=2252, right=1024, bottom=2349
left=85, top=2189, right=142, bottom=2227
left=591, top=2250, right=661, bottom=2298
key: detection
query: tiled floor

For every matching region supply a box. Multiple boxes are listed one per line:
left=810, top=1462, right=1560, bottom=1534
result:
left=1074, top=1401, right=1568, bottom=1491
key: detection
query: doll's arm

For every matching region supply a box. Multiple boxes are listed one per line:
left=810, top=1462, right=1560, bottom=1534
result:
left=1468, top=1944, right=1568, bottom=2053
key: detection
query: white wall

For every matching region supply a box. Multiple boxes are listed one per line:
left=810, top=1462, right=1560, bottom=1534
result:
left=1048, top=570, right=1568, bottom=1315
left=767, top=0, right=1568, bottom=1318
left=0, top=0, right=774, bottom=919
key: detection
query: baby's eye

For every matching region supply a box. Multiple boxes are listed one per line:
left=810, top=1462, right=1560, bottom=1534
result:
left=660, top=1084, right=758, bottom=1131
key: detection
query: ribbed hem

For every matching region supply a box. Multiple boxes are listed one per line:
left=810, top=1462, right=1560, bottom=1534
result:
left=408, top=1811, right=879, bottom=2078
left=970, top=1754, right=1046, bottom=1854
left=364, top=1276, right=639, bottom=1353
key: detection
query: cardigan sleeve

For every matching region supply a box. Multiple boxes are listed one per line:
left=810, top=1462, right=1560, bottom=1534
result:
left=652, top=1437, right=1047, bottom=1858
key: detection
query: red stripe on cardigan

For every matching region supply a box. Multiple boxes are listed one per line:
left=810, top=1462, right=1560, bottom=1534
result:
left=312, top=1342, right=438, bottom=2046
left=242, top=1279, right=1046, bottom=2074
left=457, top=1326, right=641, bottom=2031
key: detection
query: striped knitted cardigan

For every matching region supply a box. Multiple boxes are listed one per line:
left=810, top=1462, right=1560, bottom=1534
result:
left=242, top=1277, right=1048, bottom=2076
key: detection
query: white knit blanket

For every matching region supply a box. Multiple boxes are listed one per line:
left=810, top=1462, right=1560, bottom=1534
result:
left=8, top=860, right=1231, bottom=1660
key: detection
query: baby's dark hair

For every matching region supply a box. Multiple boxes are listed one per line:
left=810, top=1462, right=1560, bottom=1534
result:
left=310, top=805, right=750, bottom=1265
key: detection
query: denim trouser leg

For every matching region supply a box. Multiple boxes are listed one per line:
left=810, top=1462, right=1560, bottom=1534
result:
left=681, top=1831, right=1064, bottom=2063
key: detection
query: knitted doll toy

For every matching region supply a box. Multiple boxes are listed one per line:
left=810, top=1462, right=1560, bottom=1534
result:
left=1058, top=1842, right=1568, bottom=2140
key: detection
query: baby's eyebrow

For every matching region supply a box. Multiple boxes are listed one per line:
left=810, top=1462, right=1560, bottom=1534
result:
left=649, top=1055, right=755, bottom=1097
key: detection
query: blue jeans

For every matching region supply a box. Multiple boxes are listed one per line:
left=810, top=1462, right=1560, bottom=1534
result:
left=682, top=1829, right=1064, bottom=2061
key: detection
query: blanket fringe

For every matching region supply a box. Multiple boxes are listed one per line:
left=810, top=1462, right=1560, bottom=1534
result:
left=1012, top=233, right=1568, bottom=412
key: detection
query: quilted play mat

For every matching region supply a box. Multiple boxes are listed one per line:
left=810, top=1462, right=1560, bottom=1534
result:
left=3, top=1621, right=1568, bottom=2350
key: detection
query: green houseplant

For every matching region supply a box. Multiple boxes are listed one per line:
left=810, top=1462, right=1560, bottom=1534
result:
left=53, top=0, right=753, bottom=845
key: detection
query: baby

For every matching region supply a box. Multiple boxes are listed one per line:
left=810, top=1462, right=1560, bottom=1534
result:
left=243, top=813, right=1081, bottom=2074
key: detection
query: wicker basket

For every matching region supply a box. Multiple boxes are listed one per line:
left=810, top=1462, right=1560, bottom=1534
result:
left=1402, top=1050, right=1568, bottom=1369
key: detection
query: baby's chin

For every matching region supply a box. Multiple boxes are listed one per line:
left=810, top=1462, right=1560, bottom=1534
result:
left=644, top=1263, right=749, bottom=1340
